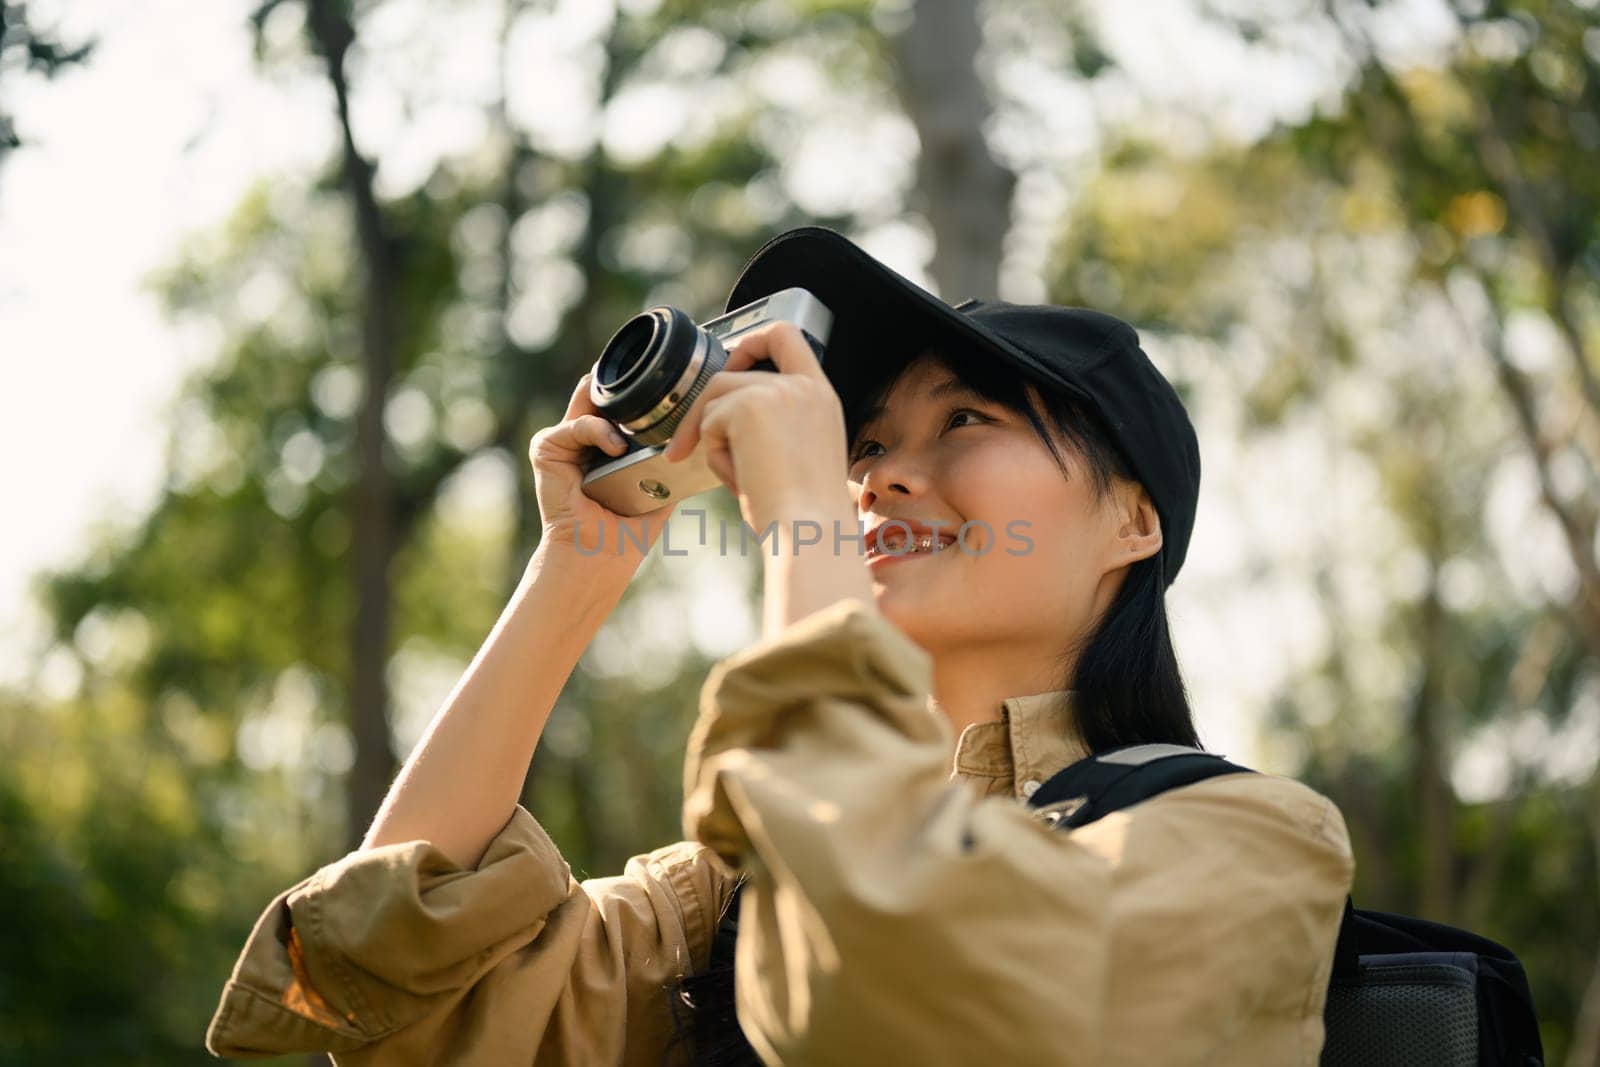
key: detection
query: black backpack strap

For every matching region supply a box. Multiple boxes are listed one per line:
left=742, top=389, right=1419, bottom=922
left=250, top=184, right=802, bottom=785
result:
left=1035, top=746, right=1543, bottom=1064
left=1031, top=745, right=1363, bottom=980
left=1331, top=894, right=1360, bottom=980
left=1027, top=743, right=1257, bottom=830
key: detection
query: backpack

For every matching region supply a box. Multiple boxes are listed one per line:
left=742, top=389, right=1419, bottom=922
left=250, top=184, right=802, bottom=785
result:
left=1028, top=742, right=1546, bottom=1067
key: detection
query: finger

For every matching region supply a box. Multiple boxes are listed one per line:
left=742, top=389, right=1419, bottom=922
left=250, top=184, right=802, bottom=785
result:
left=722, top=322, right=826, bottom=380
left=634, top=494, right=680, bottom=526
left=699, top=401, right=739, bottom=493
left=662, top=370, right=766, bottom=463
left=704, top=441, right=737, bottom=495
left=564, top=371, right=600, bottom=421
left=534, top=413, right=629, bottom=462
left=662, top=373, right=732, bottom=463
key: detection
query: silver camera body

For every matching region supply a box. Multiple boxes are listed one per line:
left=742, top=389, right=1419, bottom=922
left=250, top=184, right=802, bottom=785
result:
left=581, top=287, right=833, bottom=516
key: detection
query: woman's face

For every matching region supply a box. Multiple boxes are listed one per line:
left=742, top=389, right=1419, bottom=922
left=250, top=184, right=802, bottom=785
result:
left=846, top=354, right=1150, bottom=660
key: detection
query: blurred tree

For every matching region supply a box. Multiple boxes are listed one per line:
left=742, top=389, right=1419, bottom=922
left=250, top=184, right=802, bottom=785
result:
left=887, top=0, right=1015, bottom=298
left=296, top=0, right=407, bottom=853
left=36, top=2, right=1580, bottom=1064
left=1042, top=2, right=1600, bottom=1058
left=9, top=0, right=944, bottom=1056
left=0, top=682, right=298, bottom=1065
left=0, top=1, right=94, bottom=176
left=1303, top=4, right=1600, bottom=1060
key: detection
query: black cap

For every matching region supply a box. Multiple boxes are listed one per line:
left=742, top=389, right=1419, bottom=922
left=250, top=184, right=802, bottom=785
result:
left=725, top=225, right=1201, bottom=587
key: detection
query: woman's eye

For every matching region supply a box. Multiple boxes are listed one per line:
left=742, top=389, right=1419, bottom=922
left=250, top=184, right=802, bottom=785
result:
left=851, top=440, right=884, bottom=463
left=946, top=408, right=987, bottom=429
left=852, top=410, right=985, bottom=463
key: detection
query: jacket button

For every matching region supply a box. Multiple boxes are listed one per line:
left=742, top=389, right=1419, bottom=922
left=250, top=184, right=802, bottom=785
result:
left=1021, top=779, right=1041, bottom=798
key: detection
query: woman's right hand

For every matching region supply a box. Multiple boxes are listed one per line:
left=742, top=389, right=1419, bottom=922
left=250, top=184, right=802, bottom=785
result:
left=528, top=370, right=678, bottom=567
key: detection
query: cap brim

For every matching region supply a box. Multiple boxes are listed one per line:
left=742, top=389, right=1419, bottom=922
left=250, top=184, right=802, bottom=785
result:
left=724, top=227, right=1088, bottom=419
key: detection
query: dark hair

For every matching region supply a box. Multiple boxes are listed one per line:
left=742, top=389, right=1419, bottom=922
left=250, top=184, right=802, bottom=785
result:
left=663, top=876, right=753, bottom=1066
left=664, top=340, right=1201, bottom=1063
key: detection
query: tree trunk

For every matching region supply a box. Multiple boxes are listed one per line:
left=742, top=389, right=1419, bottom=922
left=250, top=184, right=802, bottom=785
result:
left=506, top=11, right=633, bottom=860
left=1458, top=271, right=1600, bottom=647
left=304, top=0, right=401, bottom=853
left=1567, top=776, right=1600, bottom=1067
left=889, top=0, right=1016, bottom=302
left=494, top=0, right=541, bottom=583
left=1411, top=557, right=1456, bottom=922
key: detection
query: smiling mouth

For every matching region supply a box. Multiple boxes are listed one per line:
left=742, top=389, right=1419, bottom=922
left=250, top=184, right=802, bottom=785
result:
left=866, top=532, right=958, bottom=560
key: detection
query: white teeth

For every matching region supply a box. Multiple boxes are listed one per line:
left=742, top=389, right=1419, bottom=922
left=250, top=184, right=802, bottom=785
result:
left=871, top=533, right=944, bottom=555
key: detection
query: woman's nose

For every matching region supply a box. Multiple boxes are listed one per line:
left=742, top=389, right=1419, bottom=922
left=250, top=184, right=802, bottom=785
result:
left=856, top=447, right=929, bottom=512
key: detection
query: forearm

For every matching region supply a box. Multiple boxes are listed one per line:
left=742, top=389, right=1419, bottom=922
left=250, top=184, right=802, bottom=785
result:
left=760, top=498, right=875, bottom=638
left=360, top=544, right=633, bottom=869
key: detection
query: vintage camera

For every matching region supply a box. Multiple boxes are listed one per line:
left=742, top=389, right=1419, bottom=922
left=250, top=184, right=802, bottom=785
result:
left=581, top=287, right=833, bottom=515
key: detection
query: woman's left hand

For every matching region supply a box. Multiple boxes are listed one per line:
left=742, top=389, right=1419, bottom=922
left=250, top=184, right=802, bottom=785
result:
left=661, top=321, right=852, bottom=532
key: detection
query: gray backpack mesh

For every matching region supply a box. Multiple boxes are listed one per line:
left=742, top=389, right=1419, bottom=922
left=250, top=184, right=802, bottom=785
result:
left=1321, top=958, right=1479, bottom=1066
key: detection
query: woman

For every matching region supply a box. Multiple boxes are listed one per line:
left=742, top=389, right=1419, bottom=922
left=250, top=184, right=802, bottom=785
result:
left=205, top=227, right=1354, bottom=1065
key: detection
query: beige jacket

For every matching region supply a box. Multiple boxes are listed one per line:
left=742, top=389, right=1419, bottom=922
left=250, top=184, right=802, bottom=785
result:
left=206, top=599, right=1355, bottom=1065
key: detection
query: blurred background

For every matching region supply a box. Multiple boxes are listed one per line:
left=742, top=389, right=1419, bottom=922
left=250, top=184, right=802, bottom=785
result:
left=1, top=0, right=1597, bottom=1061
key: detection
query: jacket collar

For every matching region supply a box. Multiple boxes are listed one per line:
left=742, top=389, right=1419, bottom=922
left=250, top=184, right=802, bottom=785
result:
left=949, top=689, right=1092, bottom=802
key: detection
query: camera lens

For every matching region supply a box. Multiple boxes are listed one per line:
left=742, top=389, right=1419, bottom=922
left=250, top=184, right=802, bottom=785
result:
left=595, top=316, right=657, bottom=391
left=591, top=306, right=725, bottom=447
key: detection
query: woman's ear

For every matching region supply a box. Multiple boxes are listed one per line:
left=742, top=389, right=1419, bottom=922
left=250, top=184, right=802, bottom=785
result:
left=1108, top=481, right=1163, bottom=569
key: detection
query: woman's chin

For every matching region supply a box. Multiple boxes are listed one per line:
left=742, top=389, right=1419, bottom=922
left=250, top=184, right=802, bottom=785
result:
left=873, top=587, right=938, bottom=636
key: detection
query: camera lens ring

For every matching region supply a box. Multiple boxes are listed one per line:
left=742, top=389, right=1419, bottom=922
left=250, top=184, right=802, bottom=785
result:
left=590, top=306, right=726, bottom=447
left=594, top=314, right=661, bottom=394
left=634, top=331, right=724, bottom=441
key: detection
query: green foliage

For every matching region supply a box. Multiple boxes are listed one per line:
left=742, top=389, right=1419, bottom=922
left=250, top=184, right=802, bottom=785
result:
left=3, top=0, right=876, bottom=1055
left=1049, top=2, right=1600, bottom=1058
left=0, top=680, right=308, bottom=1064
left=7, top=0, right=1598, bottom=1060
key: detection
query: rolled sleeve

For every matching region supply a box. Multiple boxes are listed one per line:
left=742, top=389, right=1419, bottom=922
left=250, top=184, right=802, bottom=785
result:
left=681, top=599, right=1356, bottom=1065
left=207, top=804, right=738, bottom=1065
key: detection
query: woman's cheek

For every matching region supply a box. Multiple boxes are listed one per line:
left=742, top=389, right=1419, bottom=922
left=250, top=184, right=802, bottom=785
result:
left=945, top=476, right=1036, bottom=556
